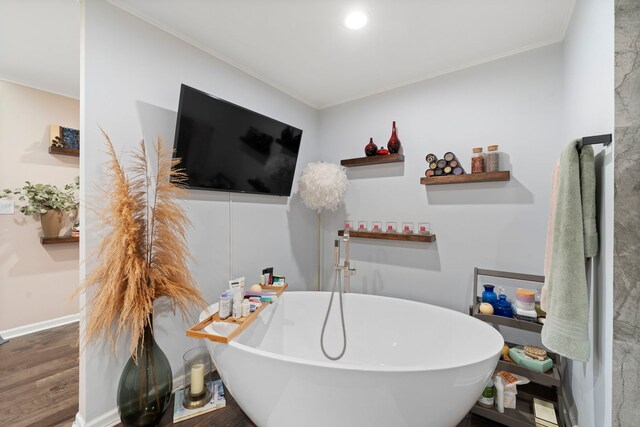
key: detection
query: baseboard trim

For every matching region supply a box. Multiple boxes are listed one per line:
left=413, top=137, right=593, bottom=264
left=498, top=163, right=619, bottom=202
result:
left=73, top=409, right=119, bottom=427
left=0, top=313, right=79, bottom=339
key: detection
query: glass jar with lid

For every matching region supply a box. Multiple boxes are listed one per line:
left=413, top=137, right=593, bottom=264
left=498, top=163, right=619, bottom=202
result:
left=471, top=147, right=485, bottom=174
left=486, top=145, right=499, bottom=172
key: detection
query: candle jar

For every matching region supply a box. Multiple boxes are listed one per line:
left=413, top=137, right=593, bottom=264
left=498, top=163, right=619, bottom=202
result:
left=182, top=347, right=213, bottom=409
left=386, top=222, right=397, bottom=233
left=372, top=221, right=382, bottom=232
left=357, top=221, right=368, bottom=232
left=418, top=222, right=430, bottom=235
left=344, top=220, right=354, bottom=231
left=402, top=222, right=414, bottom=234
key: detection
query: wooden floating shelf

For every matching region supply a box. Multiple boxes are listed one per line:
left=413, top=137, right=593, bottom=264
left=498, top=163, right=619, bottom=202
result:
left=338, top=229, right=436, bottom=242
left=48, top=146, right=79, bottom=157
left=420, top=171, right=510, bottom=185
left=40, top=236, right=79, bottom=245
left=187, top=283, right=288, bottom=344
left=340, top=153, right=404, bottom=167
left=472, top=301, right=542, bottom=333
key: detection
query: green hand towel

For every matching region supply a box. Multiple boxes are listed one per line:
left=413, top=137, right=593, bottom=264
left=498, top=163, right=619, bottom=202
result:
left=580, top=146, right=598, bottom=257
left=541, top=141, right=595, bottom=362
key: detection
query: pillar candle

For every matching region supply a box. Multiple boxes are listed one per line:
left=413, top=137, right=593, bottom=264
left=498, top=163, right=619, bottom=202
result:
left=190, top=363, right=205, bottom=395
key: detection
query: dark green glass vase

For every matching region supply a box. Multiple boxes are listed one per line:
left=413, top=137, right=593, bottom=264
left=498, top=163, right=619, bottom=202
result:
left=117, top=324, right=173, bottom=426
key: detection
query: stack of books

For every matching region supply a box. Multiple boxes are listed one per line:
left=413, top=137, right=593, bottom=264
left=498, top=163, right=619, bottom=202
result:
left=533, top=398, right=558, bottom=427
left=173, top=379, right=226, bottom=423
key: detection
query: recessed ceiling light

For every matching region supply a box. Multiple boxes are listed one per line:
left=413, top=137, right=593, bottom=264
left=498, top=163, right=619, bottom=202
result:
left=344, top=11, right=368, bottom=30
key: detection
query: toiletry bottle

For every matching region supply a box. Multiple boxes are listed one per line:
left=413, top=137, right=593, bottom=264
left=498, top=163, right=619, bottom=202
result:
left=241, top=299, right=250, bottom=317
left=478, top=377, right=494, bottom=408
left=219, top=291, right=231, bottom=319
left=232, top=288, right=243, bottom=319
left=494, top=294, right=513, bottom=318
left=494, top=375, right=505, bottom=414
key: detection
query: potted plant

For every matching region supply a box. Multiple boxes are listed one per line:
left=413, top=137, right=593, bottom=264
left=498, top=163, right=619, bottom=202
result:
left=2, top=177, right=79, bottom=238
left=80, top=132, right=206, bottom=425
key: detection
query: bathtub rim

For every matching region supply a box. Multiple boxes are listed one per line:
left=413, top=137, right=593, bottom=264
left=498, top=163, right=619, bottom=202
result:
left=202, top=291, right=504, bottom=373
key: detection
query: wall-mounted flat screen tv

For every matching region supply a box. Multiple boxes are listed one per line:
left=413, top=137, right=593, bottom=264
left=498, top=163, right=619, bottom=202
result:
left=172, top=84, right=303, bottom=196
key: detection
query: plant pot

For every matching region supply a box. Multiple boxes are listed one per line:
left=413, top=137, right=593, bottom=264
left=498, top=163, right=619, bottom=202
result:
left=117, top=323, right=173, bottom=426
left=40, top=209, right=63, bottom=238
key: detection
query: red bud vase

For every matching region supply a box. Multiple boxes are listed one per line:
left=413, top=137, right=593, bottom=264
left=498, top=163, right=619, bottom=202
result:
left=387, top=121, right=401, bottom=154
left=364, top=137, right=378, bottom=157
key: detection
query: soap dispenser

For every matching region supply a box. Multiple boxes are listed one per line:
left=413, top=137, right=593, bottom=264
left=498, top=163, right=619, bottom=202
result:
left=494, top=292, right=513, bottom=318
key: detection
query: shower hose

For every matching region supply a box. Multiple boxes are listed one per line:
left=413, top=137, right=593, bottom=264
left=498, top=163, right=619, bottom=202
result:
left=320, top=268, right=347, bottom=360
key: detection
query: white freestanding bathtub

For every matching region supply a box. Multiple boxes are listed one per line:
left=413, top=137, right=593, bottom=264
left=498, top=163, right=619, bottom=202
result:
left=202, top=292, right=503, bottom=427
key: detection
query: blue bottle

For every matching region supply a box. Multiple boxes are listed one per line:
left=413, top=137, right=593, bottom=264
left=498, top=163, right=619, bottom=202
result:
left=494, top=294, right=513, bottom=318
left=482, top=284, right=498, bottom=307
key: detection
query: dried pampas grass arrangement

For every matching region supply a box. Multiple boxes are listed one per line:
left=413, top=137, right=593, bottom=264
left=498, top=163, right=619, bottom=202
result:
left=81, top=130, right=206, bottom=358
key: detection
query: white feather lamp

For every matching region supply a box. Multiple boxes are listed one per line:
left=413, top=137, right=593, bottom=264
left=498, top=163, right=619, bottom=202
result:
left=298, top=162, right=348, bottom=290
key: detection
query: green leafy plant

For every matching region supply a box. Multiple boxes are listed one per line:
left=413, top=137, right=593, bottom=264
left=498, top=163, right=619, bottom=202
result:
left=2, top=177, right=79, bottom=216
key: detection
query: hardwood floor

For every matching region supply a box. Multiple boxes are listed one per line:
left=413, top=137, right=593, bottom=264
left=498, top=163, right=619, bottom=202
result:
left=0, top=323, right=79, bottom=427
left=0, top=323, right=500, bottom=427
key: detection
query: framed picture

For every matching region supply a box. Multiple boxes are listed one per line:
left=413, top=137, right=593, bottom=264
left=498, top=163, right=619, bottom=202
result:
left=50, top=124, right=80, bottom=149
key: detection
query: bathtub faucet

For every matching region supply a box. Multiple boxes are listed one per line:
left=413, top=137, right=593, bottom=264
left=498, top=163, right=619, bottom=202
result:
left=334, top=231, right=356, bottom=292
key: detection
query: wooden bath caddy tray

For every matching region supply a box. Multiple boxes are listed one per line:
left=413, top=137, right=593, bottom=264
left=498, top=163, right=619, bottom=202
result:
left=186, top=283, right=287, bottom=344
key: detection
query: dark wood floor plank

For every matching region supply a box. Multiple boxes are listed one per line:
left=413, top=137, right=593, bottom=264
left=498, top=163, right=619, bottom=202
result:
left=1, top=356, right=76, bottom=393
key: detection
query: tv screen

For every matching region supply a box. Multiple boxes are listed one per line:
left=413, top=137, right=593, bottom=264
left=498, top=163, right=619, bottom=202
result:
left=172, top=84, right=303, bottom=196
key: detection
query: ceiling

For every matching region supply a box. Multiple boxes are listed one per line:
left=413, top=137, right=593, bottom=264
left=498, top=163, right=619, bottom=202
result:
left=0, top=0, right=575, bottom=109
left=0, top=0, right=80, bottom=99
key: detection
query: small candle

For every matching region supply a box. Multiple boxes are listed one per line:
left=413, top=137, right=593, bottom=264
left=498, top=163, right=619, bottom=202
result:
left=190, top=363, right=205, bottom=395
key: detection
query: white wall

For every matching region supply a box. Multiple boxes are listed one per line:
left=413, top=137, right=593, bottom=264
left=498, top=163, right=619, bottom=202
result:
left=0, top=80, right=79, bottom=333
left=80, top=0, right=319, bottom=423
left=318, top=44, right=564, bottom=316
left=561, top=0, right=614, bottom=426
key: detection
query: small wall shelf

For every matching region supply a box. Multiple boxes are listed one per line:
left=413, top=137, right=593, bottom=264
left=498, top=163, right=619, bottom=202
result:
left=341, top=153, right=404, bottom=167
left=48, top=146, right=79, bottom=157
left=338, top=229, right=436, bottom=242
left=41, top=236, right=79, bottom=245
left=420, top=171, right=510, bottom=185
